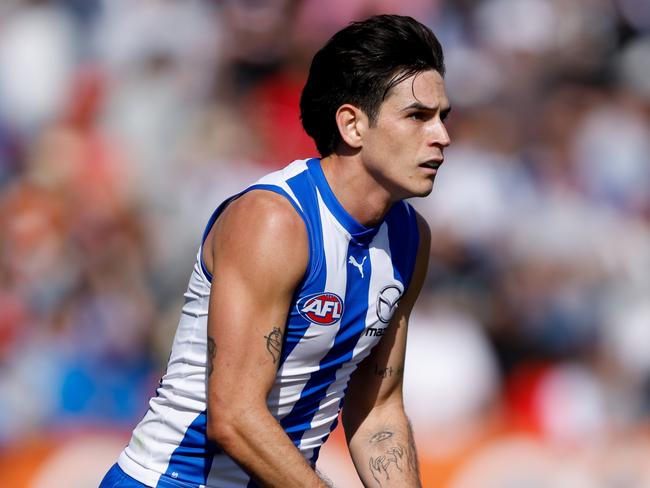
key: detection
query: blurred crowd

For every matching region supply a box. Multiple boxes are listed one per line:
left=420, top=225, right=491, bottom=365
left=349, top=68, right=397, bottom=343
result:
left=0, top=0, right=649, bottom=486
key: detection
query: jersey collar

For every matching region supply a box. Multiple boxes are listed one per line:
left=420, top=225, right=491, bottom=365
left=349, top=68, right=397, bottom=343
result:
left=307, top=158, right=384, bottom=245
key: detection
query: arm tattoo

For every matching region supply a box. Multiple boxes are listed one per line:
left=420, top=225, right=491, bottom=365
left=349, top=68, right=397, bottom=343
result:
left=369, top=446, right=405, bottom=486
left=207, top=336, right=216, bottom=377
left=374, top=364, right=404, bottom=379
left=369, top=431, right=394, bottom=443
left=264, top=327, right=282, bottom=364
left=367, top=424, right=420, bottom=486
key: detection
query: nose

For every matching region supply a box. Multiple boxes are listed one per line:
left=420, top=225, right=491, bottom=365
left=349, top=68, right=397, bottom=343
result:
left=430, top=118, right=451, bottom=148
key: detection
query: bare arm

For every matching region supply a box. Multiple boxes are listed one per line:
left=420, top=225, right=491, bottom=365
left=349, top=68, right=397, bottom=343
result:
left=204, top=191, right=329, bottom=487
left=342, top=212, right=431, bottom=488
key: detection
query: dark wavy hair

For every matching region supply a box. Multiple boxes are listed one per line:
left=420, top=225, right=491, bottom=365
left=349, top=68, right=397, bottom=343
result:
left=300, top=14, right=445, bottom=157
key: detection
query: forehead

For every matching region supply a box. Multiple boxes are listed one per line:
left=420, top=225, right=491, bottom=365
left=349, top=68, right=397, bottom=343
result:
left=383, top=70, right=448, bottom=109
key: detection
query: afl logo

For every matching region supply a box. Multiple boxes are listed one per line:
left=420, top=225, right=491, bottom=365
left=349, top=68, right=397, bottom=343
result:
left=377, top=285, right=403, bottom=323
left=297, top=292, right=344, bottom=325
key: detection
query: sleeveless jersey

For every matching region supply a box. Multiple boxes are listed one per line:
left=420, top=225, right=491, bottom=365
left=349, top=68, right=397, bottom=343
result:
left=117, top=158, right=420, bottom=487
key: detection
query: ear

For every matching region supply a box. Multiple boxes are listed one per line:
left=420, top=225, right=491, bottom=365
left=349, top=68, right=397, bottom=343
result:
left=335, top=104, right=368, bottom=149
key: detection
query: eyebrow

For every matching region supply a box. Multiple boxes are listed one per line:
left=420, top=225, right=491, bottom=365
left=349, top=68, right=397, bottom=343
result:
left=402, top=102, right=452, bottom=117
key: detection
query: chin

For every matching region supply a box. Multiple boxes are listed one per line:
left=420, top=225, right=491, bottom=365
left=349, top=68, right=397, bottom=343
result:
left=407, top=179, right=436, bottom=199
left=389, top=176, right=436, bottom=200
left=413, top=188, right=434, bottom=198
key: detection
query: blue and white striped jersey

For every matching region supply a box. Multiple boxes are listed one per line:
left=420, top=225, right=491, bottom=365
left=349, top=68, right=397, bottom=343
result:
left=117, top=158, right=420, bottom=488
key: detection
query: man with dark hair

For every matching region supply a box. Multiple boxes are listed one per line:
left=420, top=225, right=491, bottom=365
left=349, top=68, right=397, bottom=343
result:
left=100, top=14, right=450, bottom=488
left=301, top=14, right=445, bottom=158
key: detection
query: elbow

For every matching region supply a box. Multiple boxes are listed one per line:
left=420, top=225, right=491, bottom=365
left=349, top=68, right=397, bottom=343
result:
left=206, top=410, right=240, bottom=449
left=206, top=394, right=271, bottom=448
left=206, top=417, right=221, bottom=444
left=206, top=401, right=264, bottom=450
left=206, top=402, right=240, bottom=449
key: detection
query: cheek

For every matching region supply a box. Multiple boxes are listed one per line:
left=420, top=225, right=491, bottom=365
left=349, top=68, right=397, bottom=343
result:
left=385, top=119, right=414, bottom=136
left=365, top=119, right=421, bottom=164
left=377, top=122, right=416, bottom=150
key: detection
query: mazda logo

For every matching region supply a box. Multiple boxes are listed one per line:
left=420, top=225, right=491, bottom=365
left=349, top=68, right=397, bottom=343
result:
left=376, top=284, right=403, bottom=323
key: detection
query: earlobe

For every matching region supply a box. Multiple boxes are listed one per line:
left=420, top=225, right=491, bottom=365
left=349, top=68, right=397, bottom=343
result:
left=335, top=104, right=366, bottom=149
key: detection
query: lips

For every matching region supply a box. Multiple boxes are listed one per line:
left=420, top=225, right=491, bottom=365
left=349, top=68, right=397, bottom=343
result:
left=419, top=159, right=443, bottom=170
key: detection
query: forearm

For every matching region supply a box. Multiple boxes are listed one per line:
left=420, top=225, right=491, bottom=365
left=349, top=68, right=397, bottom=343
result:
left=209, top=405, right=330, bottom=487
left=346, top=405, right=421, bottom=488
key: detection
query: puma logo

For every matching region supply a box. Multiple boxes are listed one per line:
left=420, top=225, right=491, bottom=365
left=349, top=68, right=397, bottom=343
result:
left=348, top=255, right=367, bottom=278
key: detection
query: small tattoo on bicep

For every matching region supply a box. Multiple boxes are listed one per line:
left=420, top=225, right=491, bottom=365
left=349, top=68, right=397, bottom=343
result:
left=264, top=327, right=282, bottom=364
left=370, top=431, right=394, bottom=443
left=207, top=336, right=216, bottom=377
left=374, top=364, right=404, bottom=378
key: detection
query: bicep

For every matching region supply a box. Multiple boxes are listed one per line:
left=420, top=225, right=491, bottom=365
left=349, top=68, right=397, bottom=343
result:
left=206, top=191, right=308, bottom=414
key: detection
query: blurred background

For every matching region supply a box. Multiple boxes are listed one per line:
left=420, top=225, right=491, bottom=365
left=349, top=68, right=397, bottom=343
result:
left=0, top=0, right=648, bottom=486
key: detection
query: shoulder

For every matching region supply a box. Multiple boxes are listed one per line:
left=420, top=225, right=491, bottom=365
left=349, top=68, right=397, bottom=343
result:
left=207, top=189, right=309, bottom=282
left=220, top=189, right=306, bottom=234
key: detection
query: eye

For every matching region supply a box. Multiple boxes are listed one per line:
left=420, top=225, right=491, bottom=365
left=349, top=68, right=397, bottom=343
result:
left=409, top=112, right=426, bottom=121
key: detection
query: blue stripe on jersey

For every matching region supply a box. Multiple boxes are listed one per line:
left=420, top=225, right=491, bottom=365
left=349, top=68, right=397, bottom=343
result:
left=100, top=464, right=149, bottom=487
left=199, top=195, right=238, bottom=282
left=199, top=184, right=310, bottom=283
left=278, top=171, right=327, bottom=367
left=385, top=202, right=420, bottom=288
left=159, top=410, right=220, bottom=487
left=306, top=159, right=381, bottom=245
left=280, top=241, right=371, bottom=447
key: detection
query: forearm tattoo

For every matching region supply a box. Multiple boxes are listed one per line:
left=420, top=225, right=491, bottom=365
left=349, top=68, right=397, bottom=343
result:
left=369, top=431, right=394, bottom=443
left=264, top=327, right=282, bottom=364
left=367, top=426, right=420, bottom=487
left=369, top=446, right=406, bottom=485
left=207, top=336, right=216, bottom=377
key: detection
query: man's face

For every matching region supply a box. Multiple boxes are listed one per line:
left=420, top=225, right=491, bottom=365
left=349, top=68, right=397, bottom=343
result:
left=360, top=69, right=451, bottom=201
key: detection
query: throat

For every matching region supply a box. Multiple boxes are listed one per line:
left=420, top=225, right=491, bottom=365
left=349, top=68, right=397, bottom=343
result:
left=351, top=199, right=392, bottom=227
left=320, top=157, right=393, bottom=227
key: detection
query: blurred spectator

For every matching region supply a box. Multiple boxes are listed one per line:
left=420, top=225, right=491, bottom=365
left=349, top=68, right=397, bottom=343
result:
left=1, top=0, right=649, bottom=485
left=0, top=0, right=76, bottom=134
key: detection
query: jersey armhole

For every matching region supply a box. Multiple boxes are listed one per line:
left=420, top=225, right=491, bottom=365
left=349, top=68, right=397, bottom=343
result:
left=199, top=184, right=313, bottom=285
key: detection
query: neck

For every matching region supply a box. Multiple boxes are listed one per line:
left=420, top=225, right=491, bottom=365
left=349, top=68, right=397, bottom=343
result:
left=320, top=153, right=394, bottom=227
